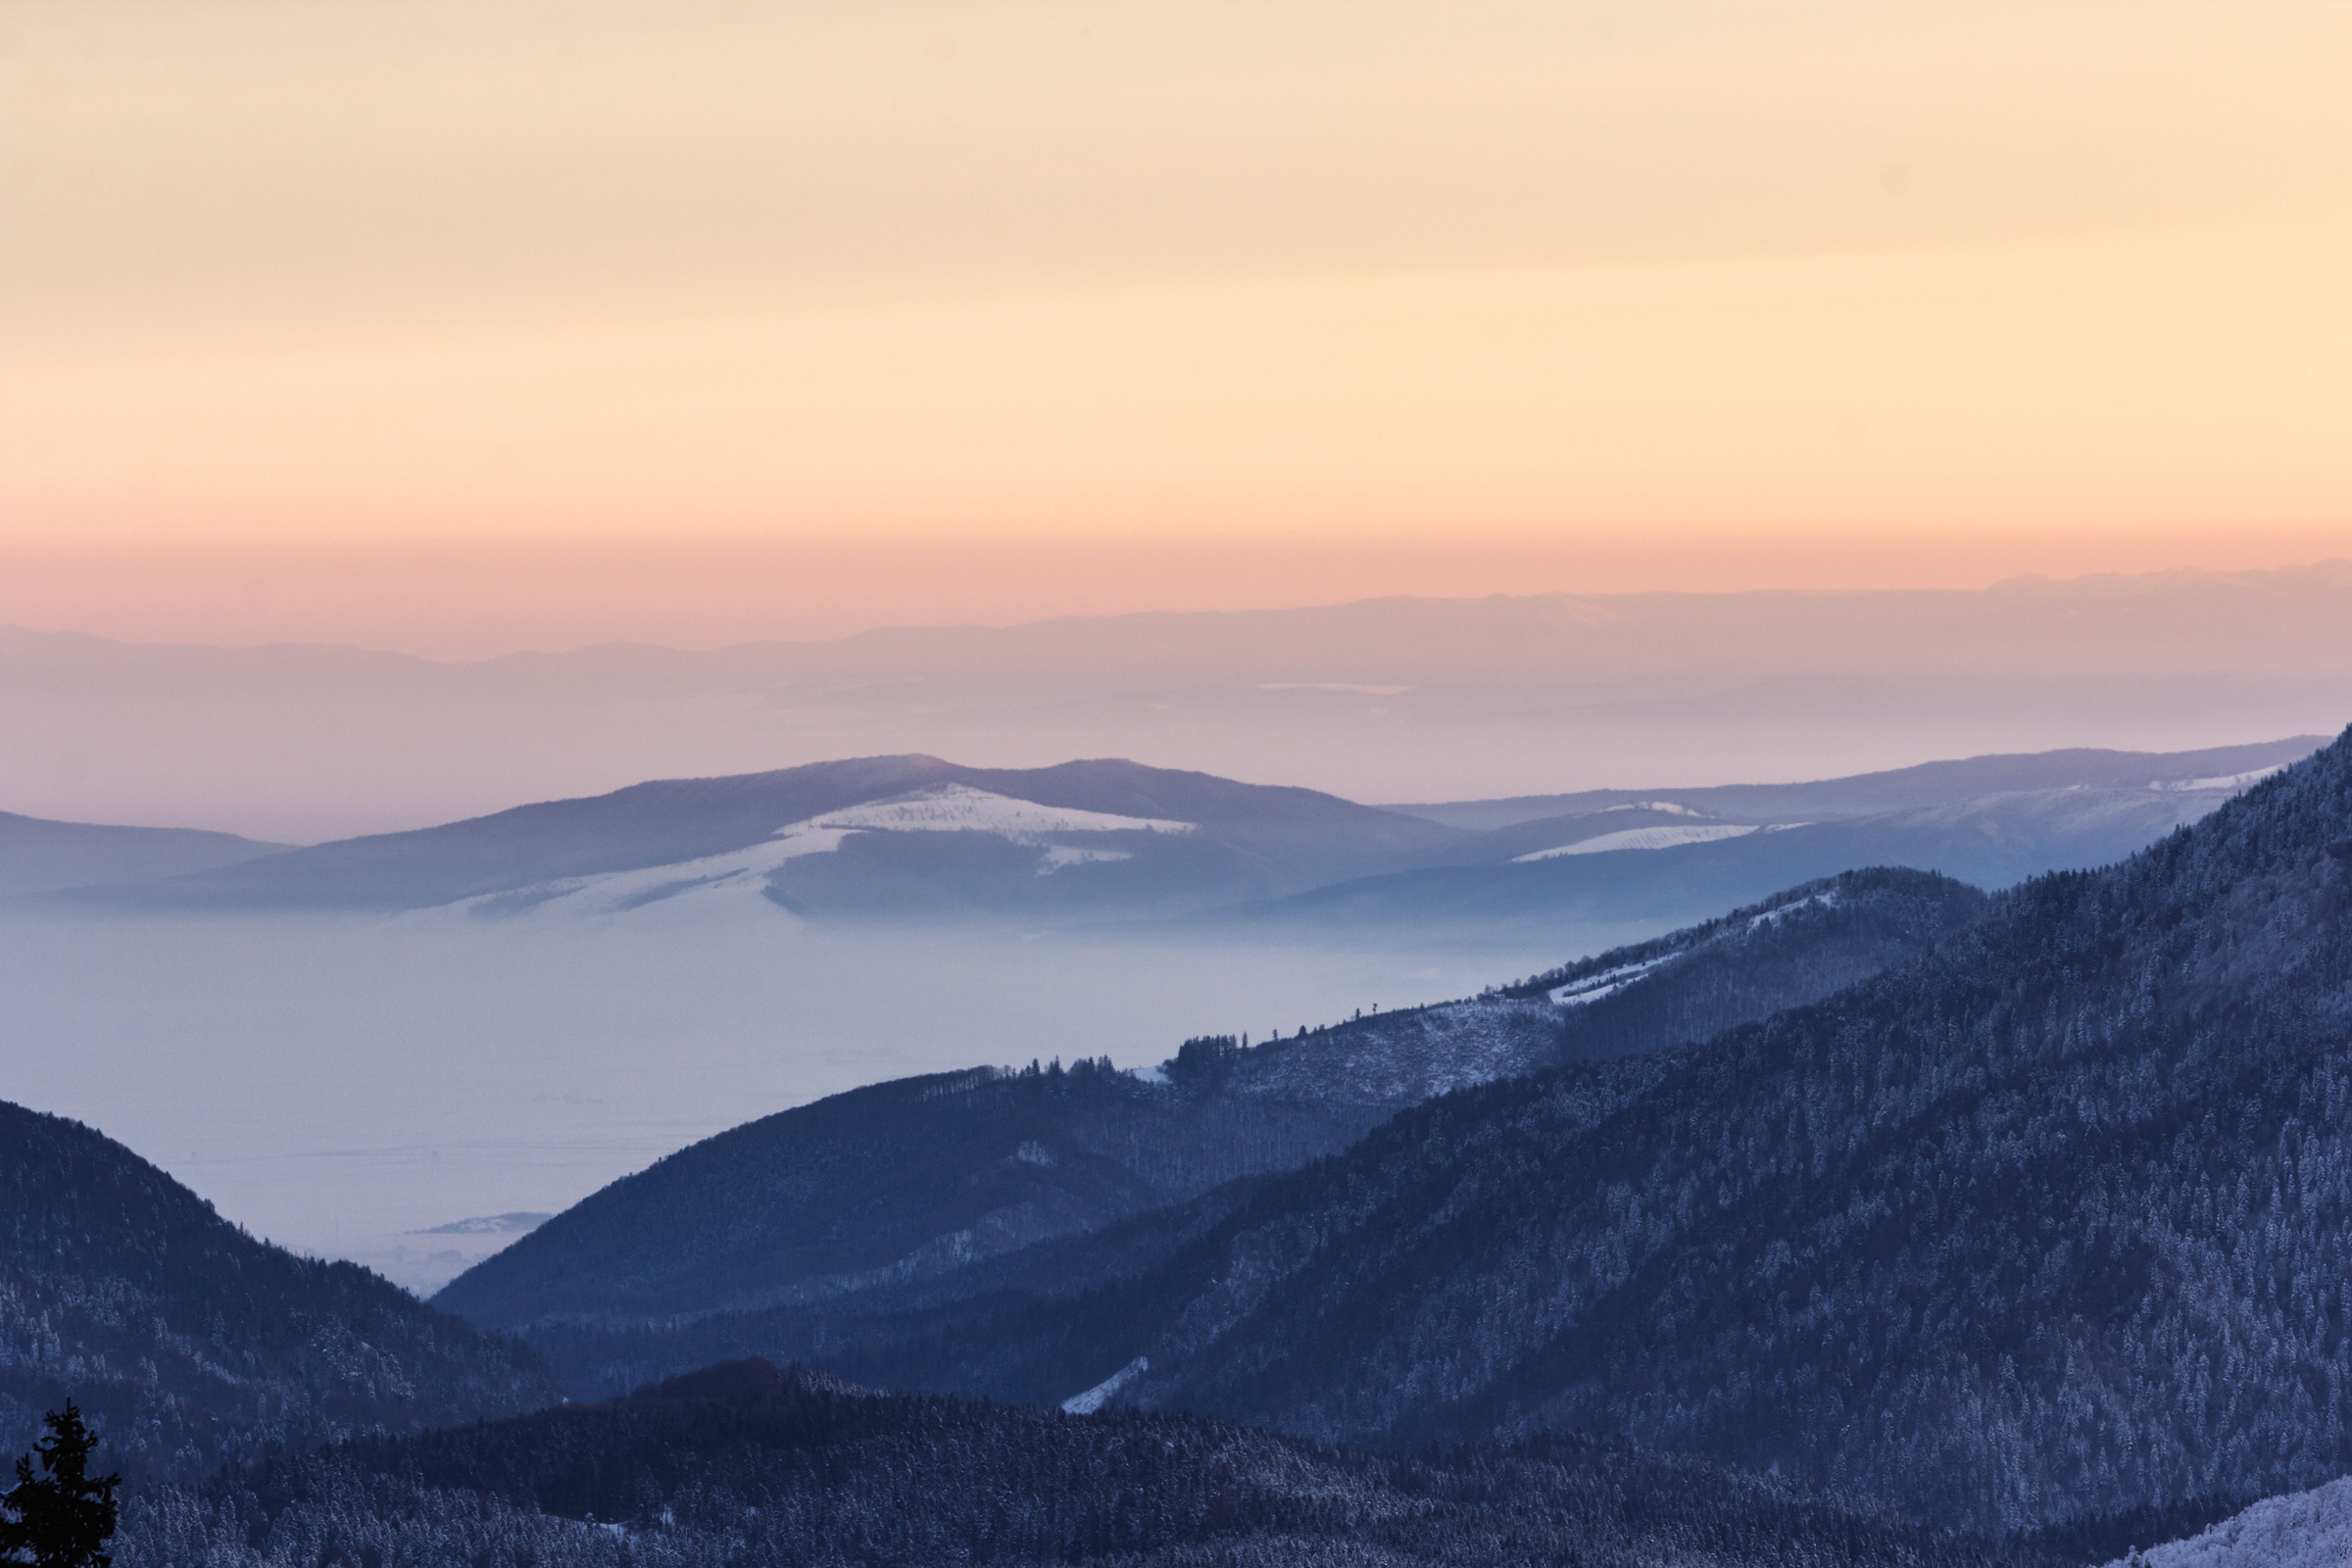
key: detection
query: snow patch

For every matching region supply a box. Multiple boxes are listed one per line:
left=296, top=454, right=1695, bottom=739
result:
left=2109, top=1474, right=2352, bottom=1568
left=1747, top=889, right=1838, bottom=930
left=1601, top=801, right=1704, bottom=816
left=2150, top=766, right=2285, bottom=794
left=416, top=785, right=1192, bottom=926
left=1036, top=845, right=1135, bottom=874
left=1061, top=1356, right=1149, bottom=1414
left=432, top=829, right=852, bottom=928
left=798, top=784, right=1195, bottom=842
left=1548, top=956, right=1674, bottom=1006
left=1516, top=823, right=1762, bottom=861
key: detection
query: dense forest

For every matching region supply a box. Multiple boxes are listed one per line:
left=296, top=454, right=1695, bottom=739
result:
left=434, top=1059, right=1391, bottom=1334
left=0, top=1103, right=561, bottom=1484
left=115, top=1358, right=2027, bottom=1568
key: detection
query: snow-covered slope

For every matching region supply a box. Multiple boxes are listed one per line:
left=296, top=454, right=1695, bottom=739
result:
left=1514, top=822, right=1771, bottom=860
left=2109, top=1476, right=2352, bottom=1568
left=806, top=784, right=1195, bottom=842
left=439, top=784, right=1197, bottom=926
left=77, top=756, right=1449, bottom=920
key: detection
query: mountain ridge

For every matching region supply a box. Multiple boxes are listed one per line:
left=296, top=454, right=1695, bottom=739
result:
left=854, top=722, right=2352, bottom=1534
left=434, top=867, right=1989, bottom=1398
left=0, top=1100, right=563, bottom=1483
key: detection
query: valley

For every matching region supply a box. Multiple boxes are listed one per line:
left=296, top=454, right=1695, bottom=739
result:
left=5, top=726, right=2347, bottom=1566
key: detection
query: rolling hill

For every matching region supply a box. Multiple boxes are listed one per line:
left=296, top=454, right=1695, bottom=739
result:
left=26, top=741, right=2311, bottom=947
left=0, top=810, right=284, bottom=896
left=59, top=757, right=1452, bottom=918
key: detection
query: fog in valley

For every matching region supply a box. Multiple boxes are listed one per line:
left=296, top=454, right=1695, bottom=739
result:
left=1, top=906, right=1595, bottom=1293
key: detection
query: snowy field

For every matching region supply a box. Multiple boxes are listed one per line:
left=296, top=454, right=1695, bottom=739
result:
left=0, top=907, right=1597, bottom=1293
left=2117, top=1475, right=2352, bottom=1568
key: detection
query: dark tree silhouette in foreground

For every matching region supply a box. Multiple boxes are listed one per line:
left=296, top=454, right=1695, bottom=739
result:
left=1, top=1404, right=121, bottom=1568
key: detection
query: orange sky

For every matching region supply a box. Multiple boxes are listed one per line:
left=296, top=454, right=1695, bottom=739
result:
left=5, top=0, right=2349, bottom=654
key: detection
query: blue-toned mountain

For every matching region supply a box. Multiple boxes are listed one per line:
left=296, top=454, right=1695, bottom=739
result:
left=0, top=1101, right=561, bottom=1482
left=892, top=725, right=2352, bottom=1536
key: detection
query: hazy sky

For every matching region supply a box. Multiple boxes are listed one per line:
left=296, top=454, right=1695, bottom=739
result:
left=6, top=0, right=2351, bottom=652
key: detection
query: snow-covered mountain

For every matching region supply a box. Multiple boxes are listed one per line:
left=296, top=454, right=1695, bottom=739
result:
left=1232, top=736, right=2322, bottom=942
left=53, top=756, right=1450, bottom=920
left=18, top=737, right=2319, bottom=942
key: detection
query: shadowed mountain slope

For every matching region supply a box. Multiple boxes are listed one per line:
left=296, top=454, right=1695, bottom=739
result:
left=0, top=1101, right=562, bottom=1484
left=437, top=868, right=1986, bottom=1399
left=864, top=724, right=2352, bottom=1535
left=432, top=1059, right=1386, bottom=1334
left=118, top=1357, right=2024, bottom=1568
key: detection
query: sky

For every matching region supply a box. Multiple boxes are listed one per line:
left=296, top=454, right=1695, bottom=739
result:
left=5, top=0, right=2351, bottom=654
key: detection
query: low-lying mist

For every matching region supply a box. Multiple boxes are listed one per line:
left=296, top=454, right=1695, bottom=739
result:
left=0, top=908, right=1603, bottom=1294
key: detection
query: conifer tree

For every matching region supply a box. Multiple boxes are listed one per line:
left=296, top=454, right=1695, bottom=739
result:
left=0, top=1403, right=121, bottom=1568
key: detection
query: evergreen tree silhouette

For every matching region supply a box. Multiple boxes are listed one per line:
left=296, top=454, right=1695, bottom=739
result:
left=0, top=1403, right=121, bottom=1568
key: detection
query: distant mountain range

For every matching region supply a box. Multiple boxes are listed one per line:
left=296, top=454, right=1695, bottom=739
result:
left=13, top=738, right=2320, bottom=946
left=0, top=810, right=284, bottom=897
left=11, top=565, right=2352, bottom=840
left=415, top=723, right=2352, bottom=1546
left=0, top=1101, right=561, bottom=1483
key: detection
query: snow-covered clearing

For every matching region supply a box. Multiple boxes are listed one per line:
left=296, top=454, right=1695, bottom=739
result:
left=2150, top=766, right=2286, bottom=794
left=2110, top=1475, right=2352, bottom=1568
left=1746, top=889, right=1838, bottom=930
left=1062, top=1357, right=1149, bottom=1414
left=1548, top=956, right=1675, bottom=1005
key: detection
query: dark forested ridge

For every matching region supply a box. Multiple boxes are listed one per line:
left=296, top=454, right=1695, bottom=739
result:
left=0, top=1101, right=562, bottom=1483
left=118, top=1357, right=2024, bottom=1568
left=438, top=868, right=1986, bottom=1401
left=863, top=724, right=2352, bottom=1536
left=432, top=1059, right=1390, bottom=1335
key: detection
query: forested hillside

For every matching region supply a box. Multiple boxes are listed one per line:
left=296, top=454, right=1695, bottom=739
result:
left=0, top=1102, right=562, bottom=1482
left=439, top=869, right=1985, bottom=1399
left=874, top=726, right=2352, bottom=1535
left=433, top=1059, right=1388, bottom=1333
left=117, top=1357, right=2021, bottom=1568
